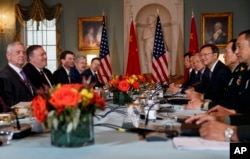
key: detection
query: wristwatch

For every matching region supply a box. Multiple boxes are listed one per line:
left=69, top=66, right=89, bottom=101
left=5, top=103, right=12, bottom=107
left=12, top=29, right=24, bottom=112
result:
left=224, top=127, right=234, bottom=142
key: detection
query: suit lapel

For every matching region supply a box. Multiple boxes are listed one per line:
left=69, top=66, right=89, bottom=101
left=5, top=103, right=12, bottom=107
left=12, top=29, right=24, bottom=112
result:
left=6, top=65, right=34, bottom=96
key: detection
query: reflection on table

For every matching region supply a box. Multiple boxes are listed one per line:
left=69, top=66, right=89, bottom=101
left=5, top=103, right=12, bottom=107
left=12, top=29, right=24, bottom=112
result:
left=0, top=103, right=229, bottom=159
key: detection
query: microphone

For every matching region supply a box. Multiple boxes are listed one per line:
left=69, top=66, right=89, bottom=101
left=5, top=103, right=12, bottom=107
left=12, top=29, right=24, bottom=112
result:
left=144, top=100, right=158, bottom=126
left=11, top=107, right=32, bottom=139
left=12, top=108, right=21, bottom=130
left=148, top=87, right=161, bottom=100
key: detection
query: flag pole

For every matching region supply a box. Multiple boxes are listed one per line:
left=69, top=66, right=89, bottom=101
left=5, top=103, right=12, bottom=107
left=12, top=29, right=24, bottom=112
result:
left=130, top=5, right=133, bottom=20
left=102, top=9, right=105, bottom=16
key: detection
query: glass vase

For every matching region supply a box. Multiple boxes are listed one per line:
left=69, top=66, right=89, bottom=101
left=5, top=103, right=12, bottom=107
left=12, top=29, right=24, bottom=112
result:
left=113, top=91, right=132, bottom=105
left=51, top=113, right=94, bottom=147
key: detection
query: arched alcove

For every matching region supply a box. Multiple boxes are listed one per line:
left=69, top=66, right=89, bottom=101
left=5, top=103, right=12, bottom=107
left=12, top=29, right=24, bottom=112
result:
left=124, top=0, right=184, bottom=76
left=135, top=4, right=172, bottom=73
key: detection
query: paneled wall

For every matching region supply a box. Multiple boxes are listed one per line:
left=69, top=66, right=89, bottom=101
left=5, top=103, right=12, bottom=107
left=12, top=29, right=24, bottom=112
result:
left=0, top=0, right=249, bottom=75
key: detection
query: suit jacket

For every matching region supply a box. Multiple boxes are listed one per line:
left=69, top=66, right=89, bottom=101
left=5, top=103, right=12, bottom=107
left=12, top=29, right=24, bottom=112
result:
left=82, top=68, right=104, bottom=88
left=0, top=65, right=34, bottom=109
left=23, top=63, right=54, bottom=89
left=193, top=68, right=210, bottom=93
left=201, top=60, right=231, bottom=101
left=53, top=66, right=72, bottom=85
left=181, top=68, right=205, bottom=92
left=69, top=66, right=83, bottom=84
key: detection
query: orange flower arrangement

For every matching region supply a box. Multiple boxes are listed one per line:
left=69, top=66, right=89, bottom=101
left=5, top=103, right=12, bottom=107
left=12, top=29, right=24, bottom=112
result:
left=108, top=74, right=148, bottom=94
left=31, top=83, right=105, bottom=133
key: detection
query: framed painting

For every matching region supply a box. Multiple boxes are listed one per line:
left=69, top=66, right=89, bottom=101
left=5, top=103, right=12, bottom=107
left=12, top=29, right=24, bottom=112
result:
left=201, top=12, right=233, bottom=48
left=78, top=16, right=104, bottom=51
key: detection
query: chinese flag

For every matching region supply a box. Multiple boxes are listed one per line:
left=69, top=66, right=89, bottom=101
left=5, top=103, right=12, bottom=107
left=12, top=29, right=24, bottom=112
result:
left=126, top=20, right=141, bottom=75
left=188, top=12, right=199, bottom=53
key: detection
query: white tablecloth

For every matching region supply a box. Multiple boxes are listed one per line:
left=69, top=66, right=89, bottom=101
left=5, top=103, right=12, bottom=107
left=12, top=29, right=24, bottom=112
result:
left=0, top=104, right=229, bottom=159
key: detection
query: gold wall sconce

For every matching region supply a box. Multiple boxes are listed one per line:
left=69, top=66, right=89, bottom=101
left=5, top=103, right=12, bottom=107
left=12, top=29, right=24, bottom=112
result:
left=0, top=15, right=6, bottom=37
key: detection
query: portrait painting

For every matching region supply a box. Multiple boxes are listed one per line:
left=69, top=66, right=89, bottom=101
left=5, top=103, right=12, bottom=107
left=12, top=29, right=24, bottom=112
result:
left=201, top=12, right=232, bottom=48
left=78, top=16, right=104, bottom=51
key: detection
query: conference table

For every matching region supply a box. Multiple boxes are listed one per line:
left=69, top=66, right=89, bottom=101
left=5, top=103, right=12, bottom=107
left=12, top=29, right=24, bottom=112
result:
left=0, top=102, right=229, bottom=159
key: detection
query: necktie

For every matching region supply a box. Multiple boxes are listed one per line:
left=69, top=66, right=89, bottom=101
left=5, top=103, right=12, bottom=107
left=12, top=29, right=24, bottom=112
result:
left=40, top=70, right=52, bottom=87
left=68, top=73, right=71, bottom=83
left=20, top=70, right=33, bottom=95
left=209, top=70, right=212, bottom=79
left=195, top=71, right=201, bottom=83
left=192, top=71, right=201, bottom=84
left=93, top=73, right=98, bottom=82
left=197, top=71, right=202, bottom=81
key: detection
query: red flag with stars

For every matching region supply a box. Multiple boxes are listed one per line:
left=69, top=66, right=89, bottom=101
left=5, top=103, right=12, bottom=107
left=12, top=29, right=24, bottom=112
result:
left=126, top=20, right=141, bottom=75
left=188, top=12, right=199, bottom=53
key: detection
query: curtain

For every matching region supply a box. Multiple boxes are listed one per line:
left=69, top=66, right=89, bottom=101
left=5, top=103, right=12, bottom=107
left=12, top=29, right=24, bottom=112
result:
left=14, top=0, right=63, bottom=65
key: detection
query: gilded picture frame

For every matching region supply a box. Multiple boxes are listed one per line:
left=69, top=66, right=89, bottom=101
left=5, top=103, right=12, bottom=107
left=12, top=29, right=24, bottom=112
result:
left=201, top=12, right=233, bottom=48
left=78, top=16, right=104, bottom=51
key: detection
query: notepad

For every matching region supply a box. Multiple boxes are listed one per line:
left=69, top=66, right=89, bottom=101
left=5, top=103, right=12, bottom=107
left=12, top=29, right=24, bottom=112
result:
left=172, top=137, right=229, bottom=150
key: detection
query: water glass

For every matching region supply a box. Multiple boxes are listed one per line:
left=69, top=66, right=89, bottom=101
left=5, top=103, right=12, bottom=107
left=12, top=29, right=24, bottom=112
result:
left=0, top=113, right=14, bottom=145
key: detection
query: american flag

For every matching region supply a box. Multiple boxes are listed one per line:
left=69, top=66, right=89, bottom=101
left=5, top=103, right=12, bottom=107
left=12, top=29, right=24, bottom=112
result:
left=97, top=16, right=112, bottom=84
left=151, top=15, right=169, bottom=83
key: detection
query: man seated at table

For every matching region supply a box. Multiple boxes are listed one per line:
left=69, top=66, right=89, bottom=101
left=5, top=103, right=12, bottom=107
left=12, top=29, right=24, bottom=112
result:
left=23, top=45, right=54, bottom=89
left=82, top=57, right=104, bottom=88
left=185, top=32, right=250, bottom=111
left=53, top=50, right=75, bottom=84
left=0, top=42, right=34, bottom=111
left=70, top=55, right=88, bottom=83
left=168, top=53, right=206, bottom=94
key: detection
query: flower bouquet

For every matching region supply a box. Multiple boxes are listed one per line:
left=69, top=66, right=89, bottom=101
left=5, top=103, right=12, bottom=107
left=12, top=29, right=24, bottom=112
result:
left=31, top=83, right=105, bottom=147
left=107, top=74, right=149, bottom=105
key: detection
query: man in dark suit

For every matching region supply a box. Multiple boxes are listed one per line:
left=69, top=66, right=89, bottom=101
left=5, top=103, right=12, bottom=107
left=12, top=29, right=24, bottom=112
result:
left=185, top=44, right=231, bottom=103
left=185, top=39, right=247, bottom=110
left=0, top=42, right=34, bottom=110
left=53, top=50, right=75, bottom=84
left=82, top=57, right=104, bottom=88
left=168, top=53, right=206, bottom=94
left=23, top=45, right=54, bottom=90
left=184, top=30, right=250, bottom=143
left=70, top=55, right=88, bottom=83
left=199, top=44, right=231, bottom=101
left=206, top=39, right=247, bottom=109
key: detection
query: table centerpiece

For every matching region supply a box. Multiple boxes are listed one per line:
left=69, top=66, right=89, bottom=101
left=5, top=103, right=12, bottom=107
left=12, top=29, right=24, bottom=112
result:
left=31, top=83, right=105, bottom=147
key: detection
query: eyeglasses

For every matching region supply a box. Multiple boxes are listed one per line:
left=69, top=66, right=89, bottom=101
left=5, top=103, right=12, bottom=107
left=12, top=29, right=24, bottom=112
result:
left=199, top=52, right=213, bottom=57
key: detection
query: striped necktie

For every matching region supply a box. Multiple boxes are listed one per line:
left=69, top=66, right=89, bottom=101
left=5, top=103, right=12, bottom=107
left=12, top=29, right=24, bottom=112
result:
left=40, top=70, right=52, bottom=87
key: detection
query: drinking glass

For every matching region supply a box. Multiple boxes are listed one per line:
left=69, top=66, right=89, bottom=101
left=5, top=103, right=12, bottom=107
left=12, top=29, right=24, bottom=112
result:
left=0, top=113, right=14, bottom=145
